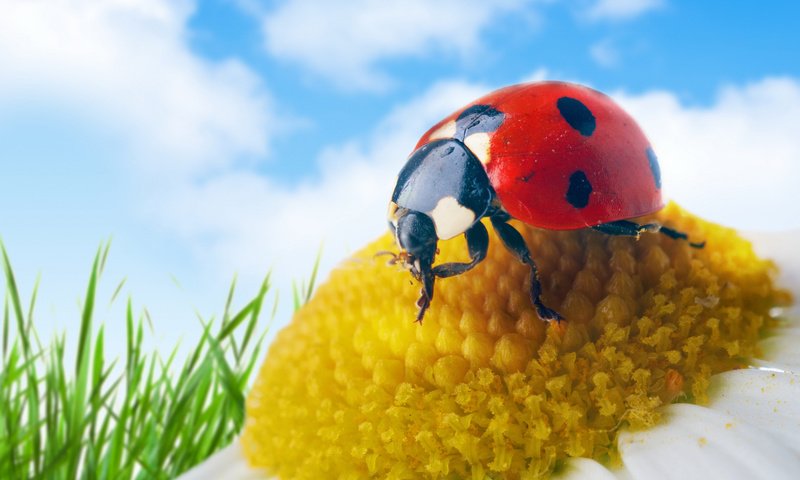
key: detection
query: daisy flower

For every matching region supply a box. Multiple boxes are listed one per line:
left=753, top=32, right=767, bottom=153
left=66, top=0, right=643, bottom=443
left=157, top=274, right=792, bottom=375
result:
left=180, top=204, right=798, bottom=479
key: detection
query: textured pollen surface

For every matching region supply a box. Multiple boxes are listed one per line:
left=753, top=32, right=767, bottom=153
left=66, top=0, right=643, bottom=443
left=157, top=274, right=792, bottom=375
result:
left=242, top=204, right=789, bottom=479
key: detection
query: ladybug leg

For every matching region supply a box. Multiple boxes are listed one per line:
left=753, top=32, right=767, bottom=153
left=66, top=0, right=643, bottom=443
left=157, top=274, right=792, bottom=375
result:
left=432, top=221, right=489, bottom=278
left=415, top=262, right=435, bottom=324
left=593, top=220, right=705, bottom=248
left=489, top=213, right=563, bottom=323
left=659, top=225, right=706, bottom=248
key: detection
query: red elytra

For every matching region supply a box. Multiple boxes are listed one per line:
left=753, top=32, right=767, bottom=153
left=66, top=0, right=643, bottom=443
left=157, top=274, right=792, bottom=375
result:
left=415, top=81, right=664, bottom=230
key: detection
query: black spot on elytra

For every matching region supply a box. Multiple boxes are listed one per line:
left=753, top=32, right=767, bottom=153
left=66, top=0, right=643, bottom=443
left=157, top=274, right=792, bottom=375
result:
left=646, top=146, right=662, bottom=189
left=557, top=97, right=596, bottom=137
left=566, top=170, right=592, bottom=208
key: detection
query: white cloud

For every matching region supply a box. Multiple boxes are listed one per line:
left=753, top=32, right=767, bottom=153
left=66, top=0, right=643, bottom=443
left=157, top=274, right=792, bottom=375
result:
left=258, top=0, right=530, bottom=90
left=586, top=0, right=663, bottom=20
left=590, top=39, right=620, bottom=67
left=0, top=0, right=274, bottom=176
left=521, top=67, right=554, bottom=83
left=614, top=77, right=800, bottom=231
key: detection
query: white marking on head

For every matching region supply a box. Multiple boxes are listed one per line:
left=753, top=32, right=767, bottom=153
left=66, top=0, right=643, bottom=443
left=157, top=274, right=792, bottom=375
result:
left=464, top=132, right=491, bottom=165
left=429, top=196, right=476, bottom=240
left=428, top=120, right=457, bottom=141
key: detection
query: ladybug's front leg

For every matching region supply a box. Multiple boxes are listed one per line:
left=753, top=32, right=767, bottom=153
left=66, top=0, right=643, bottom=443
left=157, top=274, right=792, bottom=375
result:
left=414, top=262, right=435, bottom=324
left=432, top=222, right=489, bottom=278
left=489, top=214, right=563, bottom=323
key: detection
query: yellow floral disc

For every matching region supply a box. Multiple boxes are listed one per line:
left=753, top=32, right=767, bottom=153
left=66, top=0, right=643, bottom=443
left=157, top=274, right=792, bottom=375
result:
left=242, top=203, right=789, bottom=479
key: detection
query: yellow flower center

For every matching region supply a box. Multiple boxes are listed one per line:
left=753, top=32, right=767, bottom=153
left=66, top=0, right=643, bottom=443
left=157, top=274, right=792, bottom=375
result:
left=242, top=204, right=788, bottom=479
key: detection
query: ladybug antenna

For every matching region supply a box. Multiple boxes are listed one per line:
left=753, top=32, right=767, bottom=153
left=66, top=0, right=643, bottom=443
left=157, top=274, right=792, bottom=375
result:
left=374, top=250, right=400, bottom=264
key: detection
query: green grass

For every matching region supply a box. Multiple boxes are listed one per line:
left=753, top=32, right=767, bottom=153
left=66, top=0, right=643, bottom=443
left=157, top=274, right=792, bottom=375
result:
left=0, top=240, right=278, bottom=479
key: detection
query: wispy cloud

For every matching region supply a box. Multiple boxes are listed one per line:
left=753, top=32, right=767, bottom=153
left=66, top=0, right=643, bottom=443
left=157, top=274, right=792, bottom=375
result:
left=256, top=0, right=531, bottom=91
left=586, top=0, right=664, bottom=20
left=590, top=39, right=621, bottom=67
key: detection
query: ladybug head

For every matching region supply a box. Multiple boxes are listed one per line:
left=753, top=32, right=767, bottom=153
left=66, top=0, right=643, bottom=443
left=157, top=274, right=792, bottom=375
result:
left=389, top=209, right=438, bottom=280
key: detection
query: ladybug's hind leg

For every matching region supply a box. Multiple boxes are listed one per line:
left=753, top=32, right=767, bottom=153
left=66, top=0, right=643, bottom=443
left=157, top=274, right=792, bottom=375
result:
left=489, top=213, right=563, bottom=323
left=432, top=222, right=489, bottom=278
left=593, top=220, right=705, bottom=248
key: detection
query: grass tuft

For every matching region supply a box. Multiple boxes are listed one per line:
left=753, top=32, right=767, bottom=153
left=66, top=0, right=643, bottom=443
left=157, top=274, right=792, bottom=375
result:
left=0, top=240, right=274, bottom=479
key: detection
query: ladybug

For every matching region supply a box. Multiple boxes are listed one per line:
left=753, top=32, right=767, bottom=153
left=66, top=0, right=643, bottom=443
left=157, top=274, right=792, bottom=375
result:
left=387, top=81, right=703, bottom=323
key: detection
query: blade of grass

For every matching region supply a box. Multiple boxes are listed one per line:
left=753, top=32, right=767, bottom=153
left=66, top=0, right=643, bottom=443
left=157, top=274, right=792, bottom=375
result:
left=67, top=244, right=102, bottom=480
left=26, top=273, right=40, bottom=334
left=3, top=295, right=9, bottom=362
left=109, top=277, right=127, bottom=306
left=304, top=246, right=323, bottom=305
left=222, top=274, right=238, bottom=326
left=236, top=273, right=271, bottom=359
left=1, top=241, right=29, bottom=353
left=75, top=246, right=101, bottom=375
left=99, top=238, right=112, bottom=276
left=207, top=335, right=245, bottom=428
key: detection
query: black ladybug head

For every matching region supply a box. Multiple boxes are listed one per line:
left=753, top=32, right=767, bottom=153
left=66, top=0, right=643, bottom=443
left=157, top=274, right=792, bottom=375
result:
left=395, top=210, right=437, bottom=274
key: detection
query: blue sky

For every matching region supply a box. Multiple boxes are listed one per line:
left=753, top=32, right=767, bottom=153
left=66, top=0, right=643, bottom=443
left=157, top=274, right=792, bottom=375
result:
left=1, top=0, right=799, bottom=349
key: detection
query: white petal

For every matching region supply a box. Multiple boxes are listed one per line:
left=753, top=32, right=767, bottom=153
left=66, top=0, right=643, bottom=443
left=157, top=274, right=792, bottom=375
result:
left=176, top=441, right=270, bottom=480
left=555, top=457, right=618, bottom=480
left=755, top=325, right=800, bottom=371
left=707, top=368, right=800, bottom=454
left=744, top=230, right=800, bottom=370
left=618, top=403, right=799, bottom=480
left=744, top=230, right=800, bottom=295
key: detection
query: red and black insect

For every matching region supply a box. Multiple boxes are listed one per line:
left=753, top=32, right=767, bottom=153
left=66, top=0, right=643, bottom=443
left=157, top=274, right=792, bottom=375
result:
left=387, top=81, right=702, bottom=323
